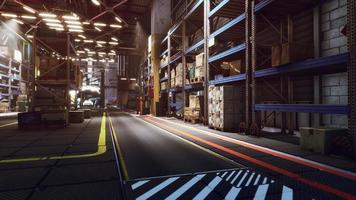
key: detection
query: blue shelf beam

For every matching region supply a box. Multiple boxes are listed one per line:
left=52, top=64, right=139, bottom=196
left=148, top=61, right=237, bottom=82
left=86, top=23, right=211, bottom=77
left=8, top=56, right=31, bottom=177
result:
left=160, top=77, right=168, bottom=82
left=209, top=13, right=246, bottom=39
left=209, top=0, right=230, bottom=18
left=160, top=49, right=169, bottom=58
left=208, top=43, right=246, bottom=63
left=161, top=35, right=168, bottom=44
left=254, top=53, right=349, bottom=78
left=170, top=52, right=183, bottom=64
left=255, top=104, right=349, bottom=115
left=254, top=0, right=274, bottom=12
left=185, top=39, right=204, bottom=54
left=185, top=82, right=204, bottom=91
left=160, top=62, right=169, bottom=69
left=169, top=87, right=183, bottom=93
left=184, top=0, right=204, bottom=20
left=209, top=74, right=246, bottom=85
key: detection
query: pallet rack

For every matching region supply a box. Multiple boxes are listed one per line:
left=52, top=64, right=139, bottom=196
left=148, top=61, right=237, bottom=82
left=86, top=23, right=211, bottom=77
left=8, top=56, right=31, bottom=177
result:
left=151, top=0, right=355, bottom=152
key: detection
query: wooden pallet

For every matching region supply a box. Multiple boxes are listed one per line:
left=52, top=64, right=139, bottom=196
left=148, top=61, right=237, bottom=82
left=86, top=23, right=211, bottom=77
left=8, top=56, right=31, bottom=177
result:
left=190, top=76, right=204, bottom=84
left=184, top=115, right=201, bottom=124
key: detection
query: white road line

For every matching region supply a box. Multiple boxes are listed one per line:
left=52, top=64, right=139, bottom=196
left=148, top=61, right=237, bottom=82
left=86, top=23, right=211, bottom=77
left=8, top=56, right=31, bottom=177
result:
left=221, top=171, right=228, bottom=178
left=253, top=174, right=261, bottom=186
left=236, top=171, right=249, bottom=187
left=231, top=170, right=242, bottom=184
left=193, top=176, right=222, bottom=200
left=165, top=174, right=206, bottom=200
left=245, top=172, right=255, bottom=187
left=137, top=177, right=179, bottom=200
left=225, top=186, right=241, bottom=200
left=253, top=184, right=269, bottom=200
left=131, top=180, right=150, bottom=190
left=262, top=177, right=267, bottom=184
left=226, top=171, right=236, bottom=182
left=281, top=186, right=293, bottom=200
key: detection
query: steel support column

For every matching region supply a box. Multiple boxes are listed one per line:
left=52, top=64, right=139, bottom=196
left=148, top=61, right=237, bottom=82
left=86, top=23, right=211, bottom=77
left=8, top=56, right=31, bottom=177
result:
left=347, top=0, right=356, bottom=156
left=203, top=0, right=210, bottom=125
left=246, top=0, right=253, bottom=134
left=182, top=20, right=187, bottom=121
left=30, top=29, right=37, bottom=112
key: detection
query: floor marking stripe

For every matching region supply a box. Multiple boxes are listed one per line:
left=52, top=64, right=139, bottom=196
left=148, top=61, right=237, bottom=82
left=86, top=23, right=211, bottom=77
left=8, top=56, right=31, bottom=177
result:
left=245, top=172, right=255, bottom=187
left=165, top=174, right=206, bottom=200
left=225, top=186, right=241, bottom=200
left=253, top=174, right=261, bottom=186
left=144, top=117, right=356, bottom=200
left=193, top=176, right=222, bottom=200
left=137, top=177, right=179, bottom=200
left=0, top=113, right=107, bottom=164
left=236, top=171, right=249, bottom=188
left=221, top=171, right=228, bottom=178
left=253, top=184, right=269, bottom=200
left=226, top=171, right=236, bottom=181
left=0, top=122, right=17, bottom=128
left=132, top=180, right=150, bottom=190
left=281, top=186, right=293, bottom=200
left=151, top=116, right=356, bottom=181
left=262, top=177, right=267, bottom=184
left=231, top=170, right=242, bottom=184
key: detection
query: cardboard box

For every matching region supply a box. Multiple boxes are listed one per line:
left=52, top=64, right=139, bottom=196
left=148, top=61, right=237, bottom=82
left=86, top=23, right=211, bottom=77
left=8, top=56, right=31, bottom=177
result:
left=271, top=45, right=281, bottom=67
left=281, top=43, right=314, bottom=65
left=196, top=53, right=204, bottom=67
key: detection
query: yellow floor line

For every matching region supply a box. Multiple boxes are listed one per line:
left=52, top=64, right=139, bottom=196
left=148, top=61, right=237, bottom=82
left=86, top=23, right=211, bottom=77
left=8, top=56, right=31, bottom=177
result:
left=0, top=122, right=18, bottom=128
left=108, top=114, right=130, bottom=180
left=0, top=113, right=107, bottom=164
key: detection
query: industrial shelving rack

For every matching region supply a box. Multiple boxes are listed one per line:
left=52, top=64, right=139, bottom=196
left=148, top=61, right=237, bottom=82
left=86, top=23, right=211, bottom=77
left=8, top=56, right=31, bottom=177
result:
left=155, top=0, right=355, bottom=153
left=0, top=54, right=21, bottom=111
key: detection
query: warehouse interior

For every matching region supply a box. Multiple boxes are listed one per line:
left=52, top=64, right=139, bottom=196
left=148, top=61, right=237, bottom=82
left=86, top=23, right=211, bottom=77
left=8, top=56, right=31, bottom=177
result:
left=0, top=0, right=355, bottom=199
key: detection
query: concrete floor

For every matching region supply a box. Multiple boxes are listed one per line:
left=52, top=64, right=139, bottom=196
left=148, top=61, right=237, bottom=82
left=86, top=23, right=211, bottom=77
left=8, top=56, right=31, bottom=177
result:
left=0, top=111, right=355, bottom=200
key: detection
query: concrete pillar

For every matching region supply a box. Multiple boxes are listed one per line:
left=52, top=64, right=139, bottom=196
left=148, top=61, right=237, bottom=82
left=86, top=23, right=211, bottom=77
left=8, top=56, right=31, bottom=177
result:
left=150, top=0, right=171, bottom=115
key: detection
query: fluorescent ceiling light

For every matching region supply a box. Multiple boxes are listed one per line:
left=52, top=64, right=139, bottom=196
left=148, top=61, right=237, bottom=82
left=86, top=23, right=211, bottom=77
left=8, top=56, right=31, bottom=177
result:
left=110, top=50, right=115, bottom=53
left=84, top=48, right=90, bottom=51
left=96, top=44, right=103, bottom=47
left=62, top=15, right=79, bottom=20
left=96, top=41, right=106, bottom=44
left=84, top=40, right=94, bottom=43
left=69, top=29, right=83, bottom=32
left=46, top=23, right=63, bottom=27
left=1, top=13, right=17, bottom=18
left=77, top=50, right=85, bottom=53
left=108, top=52, right=116, bottom=56
left=51, top=27, right=64, bottom=31
left=94, top=27, right=102, bottom=32
left=21, top=15, right=36, bottom=19
left=91, top=0, right=100, bottom=6
left=74, top=39, right=81, bottom=42
left=88, top=51, right=95, bottom=54
left=109, top=42, right=118, bottom=45
left=78, top=34, right=86, bottom=39
left=39, top=13, right=57, bottom=18
left=67, top=25, right=82, bottom=29
left=94, top=22, right=106, bottom=27
left=23, top=6, right=36, bottom=14
left=12, top=19, right=24, bottom=24
left=65, top=20, right=81, bottom=25
left=111, top=37, right=118, bottom=41
left=130, top=78, right=136, bottom=81
left=115, top=17, right=122, bottom=23
left=82, top=22, right=90, bottom=25
left=26, top=35, right=34, bottom=39
left=120, top=78, right=127, bottom=81
left=98, top=52, right=106, bottom=55
left=43, top=18, right=60, bottom=22
left=110, top=24, right=122, bottom=28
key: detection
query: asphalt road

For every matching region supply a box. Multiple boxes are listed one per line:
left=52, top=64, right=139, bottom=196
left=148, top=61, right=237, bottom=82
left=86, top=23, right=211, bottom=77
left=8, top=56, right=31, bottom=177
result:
left=108, top=112, right=240, bottom=180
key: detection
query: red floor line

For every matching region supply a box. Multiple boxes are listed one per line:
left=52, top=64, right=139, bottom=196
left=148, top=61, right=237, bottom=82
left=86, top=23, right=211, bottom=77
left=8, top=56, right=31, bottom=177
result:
left=144, top=117, right=356, bottom=200
left=150, top=116, right=356, bottom=181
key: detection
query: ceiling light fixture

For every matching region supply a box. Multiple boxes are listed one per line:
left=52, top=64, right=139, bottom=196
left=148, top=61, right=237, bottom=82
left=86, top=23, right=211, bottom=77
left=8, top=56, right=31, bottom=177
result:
left=77, top=50, right=85, bottom=53
left=62, top=15, right=79, bottom=20
left=67, top=25, right=83, bottom=29
left=74, top=39, right=81, bottom=42
left=68, top=29, right=83, bottom=32
left=94, top=22, right=106, bottom=27
left=111, top=37, right=118, bottom=41
left=78, top=34, right=86, bottom=39
left=1, top=13, right=17, bottom=18
left=23, top=6, right=36, bottom=14
left=12, top=19, right=24, bottom=24
left=91, top=0, right=100, bottom=6
left=109, top=24, right=122, bottom=28
left=26, top=35, right=34, bottom=39
left=65, top=20, right=81, bottom=25
left=84, top=40, right=94, bottom=43
left=21, top=15, right=36, bottom=19
left=39, top=13, right=57, bottom=18
left=109, top=42, right=118, bottom=45
left=96, top=41, right=106, bottom=44
left=82, top=22, right=90, bottom=25
left=94, top=27, right=102, bottom=32
left=115, top=17, right=122, bottom=23
left=84, top=48, right=90, bottom=51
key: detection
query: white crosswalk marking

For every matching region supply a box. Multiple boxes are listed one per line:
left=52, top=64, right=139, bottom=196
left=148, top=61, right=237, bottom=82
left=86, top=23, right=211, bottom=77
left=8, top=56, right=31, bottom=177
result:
left=253, top=184, right=269, bottom=200
left=221, top=171, right=228, bottom=178
left=262, top=177, right=268, bottom=184
left=236, top=171, right=249, bottom=187
left=231, top=170, right=242, bottom=184
left=226, top=171, right=236, bottom=181
left=132, top=180, right=150, bottom=190
left=137, top=177, right=179, bottom=200
left=245, top=172, right=255, bottom=187
left=281, top=186, right=293, bottom=200
left=253, top=174, right=261, bottom=186
left=193, top=176, right=222, bottom=200
left=165, top=174, right=206, bottom=200
left=225, top=186, right=241, bottom=200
